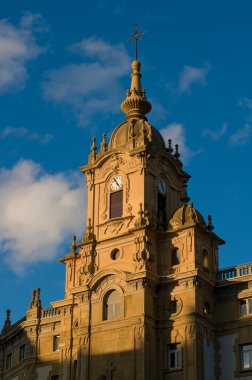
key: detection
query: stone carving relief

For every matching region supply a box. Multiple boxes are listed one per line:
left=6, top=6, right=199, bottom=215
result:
left=100, top=182, right=108, bottom=220
left=125, top=174, right=132, bottom=213
left=178, top=276, right=201, bottom=289
left=172, top=239, right=185, bottom=263
left=186, top=232, right=192, bottom=252
left=99, top=215, right=133, bottom=236
left=133, top=233, right=154, bottom=271
left=78, top=245, right=98, bottom=285
left=86, top=169, right=94, bottom=191
left=134, top=203, right=150, bottom=227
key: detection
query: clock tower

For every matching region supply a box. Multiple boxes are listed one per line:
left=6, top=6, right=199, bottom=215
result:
left=39, top=56, right=222, bottom=380
left=56, top=57, right=224, bottom=380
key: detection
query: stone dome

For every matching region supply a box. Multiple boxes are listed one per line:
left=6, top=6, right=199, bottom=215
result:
left=169, top=203, right=206, bottom=231
left=108, top=118, right=166, bottom=152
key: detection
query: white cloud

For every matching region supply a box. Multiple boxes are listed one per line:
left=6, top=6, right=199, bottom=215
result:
left=238, top=97, right=252, bottom=110
left=159, top=123, right=200, bottom=163
left=0, top=13, right=45, bottom=94
left=42, top=36, right=131, bottom=126
left=229, top=124, right=252, bottom=146
left=179, top=63, right=211, bottom=93
left=0, top=126, right=53, bottom=144
left=0, top=160, right=85, bottom=273
left=202, top=122, right=228, bottom=141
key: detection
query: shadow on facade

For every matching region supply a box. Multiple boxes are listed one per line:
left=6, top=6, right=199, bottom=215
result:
left=0, top=321, right=158, bottom=380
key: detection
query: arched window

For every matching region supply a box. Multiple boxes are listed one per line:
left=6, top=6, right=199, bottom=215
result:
left=203, top=250, right=210, bottom=272
left=110, top=176, right=123, bottom=218
left=103, top=290, right=120, bottom=320
left=172, top=248, right=180, bottom=266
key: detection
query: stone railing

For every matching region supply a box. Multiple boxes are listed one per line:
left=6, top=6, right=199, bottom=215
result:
left=218, top=263, right=252, bottom=281
left=41, top=307, right=61, bottom=318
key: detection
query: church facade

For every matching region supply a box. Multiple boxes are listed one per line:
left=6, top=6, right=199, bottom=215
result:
left=1, top=59, right=252, bottom=380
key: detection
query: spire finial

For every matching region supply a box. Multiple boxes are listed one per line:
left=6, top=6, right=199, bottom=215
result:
left=100, top=133, right=107, bottom=152
left=91, top=137, right=97, bottom=153
left=166, top=139, right=173, bottom=154
left=121, top=39, right=151, bottom=120
left=71, top=235, right=77, bottom=254
left=180, top=177, right=190, bottom=204
left=1, top=310, right=11, bottom=334
left=174, top=144, right=180, bottom=159
left=207, top=215, right=214, bottom=232
left=128, top=23, right=146, bottom=61
left=6, top=309, right=11, bottom=321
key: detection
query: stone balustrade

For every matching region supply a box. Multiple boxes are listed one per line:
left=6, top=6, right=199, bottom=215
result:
left=41, top=307, right=61, bottom=318
left=218, top=263, right=252, bottom=281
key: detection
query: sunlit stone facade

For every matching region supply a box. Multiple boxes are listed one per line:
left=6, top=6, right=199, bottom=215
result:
left=1, top=59, right=252, bottom=380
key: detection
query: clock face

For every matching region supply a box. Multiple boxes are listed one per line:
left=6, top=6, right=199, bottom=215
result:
left=157, top=179, right=167, bottom=195
left=110, top=176, right=123, bottom=191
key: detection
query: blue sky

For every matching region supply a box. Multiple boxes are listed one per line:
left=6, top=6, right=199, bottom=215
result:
left=1, top=0, right=252, bottom=326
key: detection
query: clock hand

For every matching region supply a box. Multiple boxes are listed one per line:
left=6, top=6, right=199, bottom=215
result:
left=114, top=178, right=120, bottom=187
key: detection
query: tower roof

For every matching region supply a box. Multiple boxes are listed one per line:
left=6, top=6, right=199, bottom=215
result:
left=108, top=60, right=165, bottom=153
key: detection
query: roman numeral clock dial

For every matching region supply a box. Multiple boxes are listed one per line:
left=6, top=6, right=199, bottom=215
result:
left=110, top=176, right=123, bottom=191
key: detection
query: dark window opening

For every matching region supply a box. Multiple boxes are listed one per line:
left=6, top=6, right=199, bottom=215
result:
left=172, top=249, right=180, bottom=266
left=240, top=299, right=252, bottom=316
left=6, top=353, right=12, bottom=370
left=168, top=343, right=182, bottom=370
left=53, top=335, right=60, bottom=351
left=241, top=344, right=252, bottom=370
left=158, top=193, right=166, bottom=228
left=158, top=193, right=166, bottom=215
left=110, top=190, right=123, bottom=219
left=19, top=344, right=26, bottom=361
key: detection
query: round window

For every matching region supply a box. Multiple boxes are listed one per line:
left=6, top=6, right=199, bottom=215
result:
left=111, top=249, right=120, bottom=260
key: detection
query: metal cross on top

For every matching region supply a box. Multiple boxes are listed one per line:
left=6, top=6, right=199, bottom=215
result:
left=128, top=24, right=146, bottom=61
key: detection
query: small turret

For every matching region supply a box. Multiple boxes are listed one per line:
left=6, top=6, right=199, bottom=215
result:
left=1, top=309, right=11, bottom=334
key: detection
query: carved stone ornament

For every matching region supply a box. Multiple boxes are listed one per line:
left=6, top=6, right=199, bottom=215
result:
left=133, top=234, right=154, bottom=271
left=99, top=215, right=133, bottom=235
left=100, top=183, right=108, bottom=220
left=110, top=154, right=124, bottom=171
left=78, top=245, right=98, bottom=285
left=134, top=203, right=150, bottom=227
